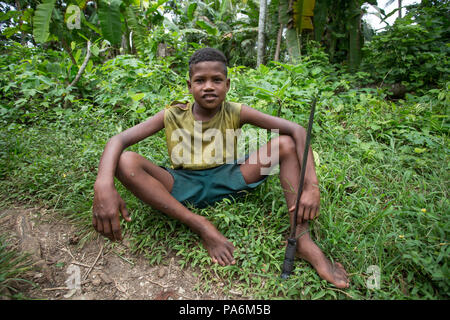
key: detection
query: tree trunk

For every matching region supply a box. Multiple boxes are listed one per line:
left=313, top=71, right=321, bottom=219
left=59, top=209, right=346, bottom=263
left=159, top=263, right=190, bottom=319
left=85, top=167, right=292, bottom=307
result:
left=257, top=0, right=267, bottom=67
left=398, top=0, right=402, bottom=18
left=274, top=2, right=283, bottom=62
left=274, top=24, right=283, bottom=62
left=15, top=0, right=26, bottom=45
left=68, top=40, right=92, bottom=89
left=348, top=0, right=362, bottom=73
left=61, top=38, right=77, bottom=65
left=279, top=0, right=301, bottom=63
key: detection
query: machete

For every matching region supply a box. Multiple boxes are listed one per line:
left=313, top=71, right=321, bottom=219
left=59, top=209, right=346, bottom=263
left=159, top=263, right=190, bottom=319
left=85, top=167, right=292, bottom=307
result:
left=281, top=98, right=316, bottom=279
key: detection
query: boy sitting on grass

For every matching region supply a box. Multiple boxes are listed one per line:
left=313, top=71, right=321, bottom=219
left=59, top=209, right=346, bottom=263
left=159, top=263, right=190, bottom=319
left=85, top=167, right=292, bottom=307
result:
left=92, top=48, right=349, bottom=288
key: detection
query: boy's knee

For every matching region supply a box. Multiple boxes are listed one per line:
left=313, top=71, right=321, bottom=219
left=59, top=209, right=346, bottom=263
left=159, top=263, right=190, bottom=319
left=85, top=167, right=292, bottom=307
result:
left=278, top=135, right=296, bottom=157
left=116, top=151, right=139, bottom=177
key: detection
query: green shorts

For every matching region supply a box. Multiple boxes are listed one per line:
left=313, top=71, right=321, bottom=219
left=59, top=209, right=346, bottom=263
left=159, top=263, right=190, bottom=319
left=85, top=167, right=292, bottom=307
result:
left=163, top=161, right=266, bottom=208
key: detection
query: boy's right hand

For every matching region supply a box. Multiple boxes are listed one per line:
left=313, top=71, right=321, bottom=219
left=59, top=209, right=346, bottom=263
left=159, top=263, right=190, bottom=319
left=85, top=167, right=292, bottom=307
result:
left=92, top=183, right=131, bottom=241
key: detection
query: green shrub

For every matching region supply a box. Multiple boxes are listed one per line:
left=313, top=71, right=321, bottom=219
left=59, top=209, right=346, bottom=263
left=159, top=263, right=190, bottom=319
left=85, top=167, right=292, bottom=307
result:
left=361, top=1, right=450, bottom=92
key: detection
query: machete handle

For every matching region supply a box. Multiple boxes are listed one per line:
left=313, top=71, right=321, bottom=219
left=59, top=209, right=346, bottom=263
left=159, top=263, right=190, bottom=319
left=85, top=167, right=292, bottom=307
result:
left=281, top=238, right=297, bottom=279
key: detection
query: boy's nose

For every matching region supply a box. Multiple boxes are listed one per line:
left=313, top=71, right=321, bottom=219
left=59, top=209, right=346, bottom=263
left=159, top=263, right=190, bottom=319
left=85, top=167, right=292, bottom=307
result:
left=203, top=80, right=214, bottom=90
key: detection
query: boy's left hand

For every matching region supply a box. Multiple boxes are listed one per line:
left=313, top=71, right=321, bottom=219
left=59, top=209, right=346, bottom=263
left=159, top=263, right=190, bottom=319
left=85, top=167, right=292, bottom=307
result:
left=289, top=185, right=320, bottom=223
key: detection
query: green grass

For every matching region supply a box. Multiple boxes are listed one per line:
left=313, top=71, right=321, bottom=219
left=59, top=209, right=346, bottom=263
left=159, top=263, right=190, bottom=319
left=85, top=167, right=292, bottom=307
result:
left=0, top=235, right=35, bottom=299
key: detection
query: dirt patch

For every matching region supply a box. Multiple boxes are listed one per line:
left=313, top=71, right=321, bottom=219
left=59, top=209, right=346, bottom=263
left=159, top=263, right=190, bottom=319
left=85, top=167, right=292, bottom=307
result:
left=0, top=205, right=244, bottom=300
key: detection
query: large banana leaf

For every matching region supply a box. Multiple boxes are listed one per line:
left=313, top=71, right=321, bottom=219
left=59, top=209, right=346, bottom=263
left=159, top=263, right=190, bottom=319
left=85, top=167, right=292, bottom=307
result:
left=125, top=5, right=147, bottom=56
left=293, top=0, right=315, bottom=30
left=279, top=0, right=317, bottom=62
left=98, top=0, right=123, bottom=45
left=33, top=0, right=57, bottom=43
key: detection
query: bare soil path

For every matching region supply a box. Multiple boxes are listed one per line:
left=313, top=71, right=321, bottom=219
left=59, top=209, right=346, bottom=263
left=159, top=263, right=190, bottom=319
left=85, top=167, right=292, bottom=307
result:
left=0, top=205, right=242, bottom=300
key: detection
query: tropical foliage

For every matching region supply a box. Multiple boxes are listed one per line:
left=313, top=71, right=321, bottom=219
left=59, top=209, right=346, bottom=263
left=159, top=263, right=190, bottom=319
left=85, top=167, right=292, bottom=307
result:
left=0, top=0, right=381, bottom=70
left=362, top=0, right=449, bottom=92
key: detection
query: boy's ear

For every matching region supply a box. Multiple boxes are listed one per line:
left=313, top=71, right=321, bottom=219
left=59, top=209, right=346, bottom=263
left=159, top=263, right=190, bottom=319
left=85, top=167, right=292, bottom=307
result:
left=187, top=79, right=192, bottom=93
left=226, top=78, right=230, bottom=91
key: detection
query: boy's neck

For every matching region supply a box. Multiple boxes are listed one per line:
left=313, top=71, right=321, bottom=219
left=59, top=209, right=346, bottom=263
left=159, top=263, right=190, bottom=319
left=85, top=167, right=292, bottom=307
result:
left=192, top=101, right=223, bottom=122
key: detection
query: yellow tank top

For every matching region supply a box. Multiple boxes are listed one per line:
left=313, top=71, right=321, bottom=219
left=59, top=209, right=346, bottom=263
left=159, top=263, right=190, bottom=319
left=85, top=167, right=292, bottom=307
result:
left=164, top=101, right=242, bottom=170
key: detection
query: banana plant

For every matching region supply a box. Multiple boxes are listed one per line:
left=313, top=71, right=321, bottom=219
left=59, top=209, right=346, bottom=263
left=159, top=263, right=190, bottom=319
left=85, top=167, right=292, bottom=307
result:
left=278, top=0, right=316, bottom=63
left=30, top=0, right=165, bottom=93
left=313, top=0, right=377, bottom=72
left=31, top=0, right=167, bottom=49
left=275, top=0, right=377, bottom=71
left=164, top=0, right=259, bottom=66
left=33, top=0, right=101, bottom=45
left=97, top=0, right=123, bottom=46
left=32, top=0, right=56, bottom=43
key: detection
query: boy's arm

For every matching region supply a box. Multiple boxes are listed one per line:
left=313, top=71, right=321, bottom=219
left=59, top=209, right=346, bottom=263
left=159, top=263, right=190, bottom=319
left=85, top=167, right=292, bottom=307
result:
left=240, top=104, right=320, bottom=220
left=93, top=110, right=165, bottom=241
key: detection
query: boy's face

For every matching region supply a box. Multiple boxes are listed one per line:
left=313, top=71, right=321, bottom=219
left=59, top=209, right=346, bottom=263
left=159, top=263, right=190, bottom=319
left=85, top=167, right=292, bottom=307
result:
left=187, top=61, right=230, bottom=110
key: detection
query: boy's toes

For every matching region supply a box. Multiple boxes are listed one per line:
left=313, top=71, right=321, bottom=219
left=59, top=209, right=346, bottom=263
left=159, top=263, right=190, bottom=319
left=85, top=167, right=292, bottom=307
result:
left=217, top=256, right=226, bottom=266
left=212, top=254, right=225, bottom=266
left=223, top=250, right=235, bottom=265
left=211, top=253, right=236, bottom=266
left=336, top=262, right=348, bottom=275
left=222, top=253, right=234, bottom=266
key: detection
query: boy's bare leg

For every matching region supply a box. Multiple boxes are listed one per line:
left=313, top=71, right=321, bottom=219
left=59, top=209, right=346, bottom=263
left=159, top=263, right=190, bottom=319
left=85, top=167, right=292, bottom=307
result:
left=115, top=151, right=235, bottom=266
left=239, top=135, right=349, bottom=288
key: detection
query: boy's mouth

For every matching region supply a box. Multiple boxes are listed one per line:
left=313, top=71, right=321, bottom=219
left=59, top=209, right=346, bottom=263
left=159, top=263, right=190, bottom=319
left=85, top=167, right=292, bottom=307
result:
left=202, top=94, right=218, bottom=102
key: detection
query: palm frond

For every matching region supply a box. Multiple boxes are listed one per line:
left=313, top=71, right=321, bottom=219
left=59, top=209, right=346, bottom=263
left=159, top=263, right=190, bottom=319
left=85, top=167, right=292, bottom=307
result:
left=125, top=5, right=148, bottom=56
left=98, top=0, right=123, bottom=45
left=32, top=0, right=57, bottom=43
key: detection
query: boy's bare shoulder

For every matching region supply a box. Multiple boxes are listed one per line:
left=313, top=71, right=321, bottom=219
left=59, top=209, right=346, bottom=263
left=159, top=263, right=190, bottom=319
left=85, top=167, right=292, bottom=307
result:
left=239, top=103, right=258, bottom=120
left=166, top=101, right=189, bottom=110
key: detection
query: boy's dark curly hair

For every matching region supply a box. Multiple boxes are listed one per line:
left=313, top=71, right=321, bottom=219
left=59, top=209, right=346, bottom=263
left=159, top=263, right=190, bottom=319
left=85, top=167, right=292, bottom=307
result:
left=188, top=47, right=228, bottom=78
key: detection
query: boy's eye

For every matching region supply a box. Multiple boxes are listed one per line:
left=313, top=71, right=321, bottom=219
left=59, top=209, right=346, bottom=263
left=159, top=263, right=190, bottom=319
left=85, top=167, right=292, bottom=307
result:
left=193, top=77, right=223, bottom=84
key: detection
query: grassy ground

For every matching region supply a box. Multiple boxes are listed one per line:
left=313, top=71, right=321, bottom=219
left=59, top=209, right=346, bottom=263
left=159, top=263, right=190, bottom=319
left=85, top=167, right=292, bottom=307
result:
left=1, top=77, right=448, bottom=299
left=0, top=234, right=35, bottom=299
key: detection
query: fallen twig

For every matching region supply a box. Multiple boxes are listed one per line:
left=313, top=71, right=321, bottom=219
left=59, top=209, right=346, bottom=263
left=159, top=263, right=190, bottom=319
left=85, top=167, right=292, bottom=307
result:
left=148, top=279, right=168, bottom=289
left=114, top=251, right=134, bottom=266
left=71, top=261, right=99, bottom=269
left=42, top=286, right=69, bottom=291
left=61, top=246, right=76, bottom=260
left=83, top=244, right=104, bottom=280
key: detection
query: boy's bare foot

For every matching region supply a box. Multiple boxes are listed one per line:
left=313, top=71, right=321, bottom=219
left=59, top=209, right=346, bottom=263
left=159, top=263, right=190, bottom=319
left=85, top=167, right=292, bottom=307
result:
left=199, top=222, right=236, bottom=266
left=296, top=233, right=350, bottom=289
